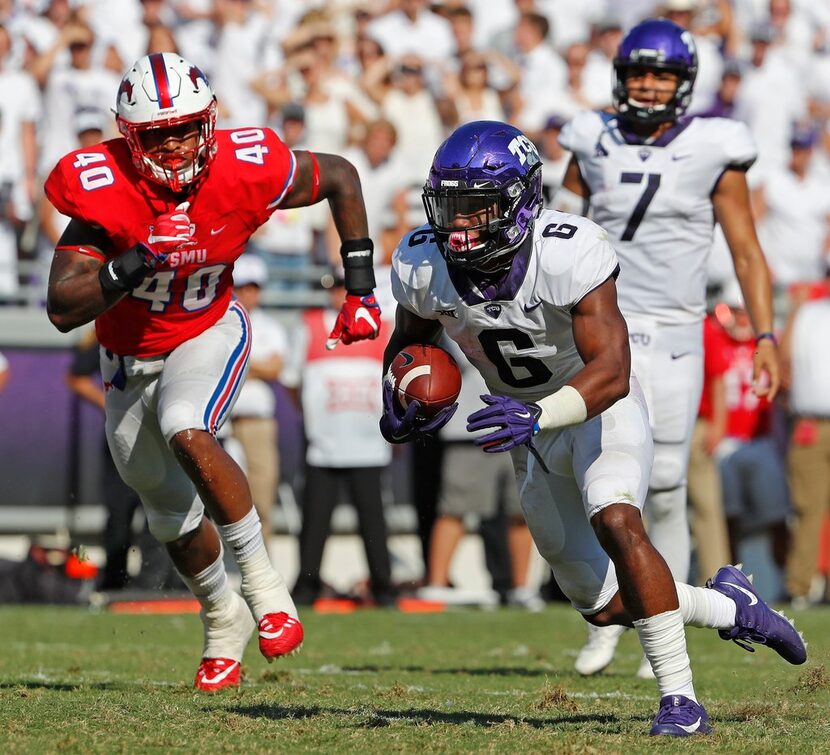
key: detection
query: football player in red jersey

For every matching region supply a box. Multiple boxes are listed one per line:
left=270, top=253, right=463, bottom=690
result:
left=44, top=53, right=382, bottom=691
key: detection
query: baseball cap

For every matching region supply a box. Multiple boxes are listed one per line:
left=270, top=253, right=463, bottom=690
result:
left=664, top=0, right=698, bottom=10
left=750, top=21, right=775, bottom=43
left=74, top=108, right=106, bottom=135
left=543, top=114, right=567, bottom=131
left=722, top=58, right=743, bottom=78
left=281, top=102, right=305, bottom=123
left=233, top=255, right=268, bottom=288
left=596, top=18, right=623, bottom=33
left=790, top=124, right=817, bottom=149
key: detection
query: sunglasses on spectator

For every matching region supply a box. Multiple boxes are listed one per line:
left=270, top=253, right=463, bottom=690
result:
left=70, top=41, right=92, bottom=51
left=399, top=65, right=422, bottom=75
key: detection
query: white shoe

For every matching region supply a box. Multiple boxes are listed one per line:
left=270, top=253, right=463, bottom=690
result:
left=506, top=586, right=546, bottom=612
left=636, top=654, right=656, bottom=680
left=416, top=585, right=500, bottom=607
left=574, top=623, right=627, bottom=676
left=201, top=589, right=256, bottom=662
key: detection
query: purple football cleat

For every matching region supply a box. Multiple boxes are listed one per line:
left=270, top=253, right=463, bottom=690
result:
left=706, top=564, right=807, bottom=665
left=650, top=695, right=712, bottom=737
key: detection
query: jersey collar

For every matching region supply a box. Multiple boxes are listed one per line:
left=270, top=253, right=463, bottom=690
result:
left=616, top=115, right=692, bottom=148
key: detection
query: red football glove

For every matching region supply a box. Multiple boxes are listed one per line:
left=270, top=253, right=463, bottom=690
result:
left=326, top=293, right=382, bottom=349
left=146, top=201, right=196, bottom=261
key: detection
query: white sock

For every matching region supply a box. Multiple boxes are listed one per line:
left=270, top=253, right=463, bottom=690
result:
left=177, top=549, right=231, bottom=613
left=178, top=550, right=252, bottom=660
left=675, top=582, right=737, bottom=629
left=217, top=507, right=296, bottom=621
left=633, top=609, right=696, bottom=701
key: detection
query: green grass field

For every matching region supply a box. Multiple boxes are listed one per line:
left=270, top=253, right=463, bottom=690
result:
left=1, top=604, right=828, bottom=753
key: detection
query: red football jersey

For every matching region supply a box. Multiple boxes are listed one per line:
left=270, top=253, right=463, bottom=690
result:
left=45, top=128, right=297, bottom=357
left=702, top=318, right=771, bottom=440
left=698, top=315, right=729, bottom=420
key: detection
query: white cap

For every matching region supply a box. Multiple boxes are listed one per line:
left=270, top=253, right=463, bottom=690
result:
left=75, top=108, right=106, bottom=135
left=664, top=0, right=698, bottom=10
left=233, top=255, right=268, bottom=288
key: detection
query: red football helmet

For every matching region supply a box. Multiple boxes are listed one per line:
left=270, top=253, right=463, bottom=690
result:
left=116, top=52, right=217, bottom=192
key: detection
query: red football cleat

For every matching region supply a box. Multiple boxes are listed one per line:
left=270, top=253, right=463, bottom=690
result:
left=194, top=657, right=241, bottom=692
left=258, top=612, right=304, bottom=661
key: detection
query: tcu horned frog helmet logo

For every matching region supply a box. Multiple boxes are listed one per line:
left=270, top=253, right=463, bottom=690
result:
left=116, top=52, right=217, bottom=192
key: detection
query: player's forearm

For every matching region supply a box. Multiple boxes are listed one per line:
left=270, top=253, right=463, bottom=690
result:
left=566, top=353, right=631, bottom=420
left=323, top=158, right=370, bottom=243
left=733, top=250, right=775, bottom=334
left=47, top=256, right=122, bottom=333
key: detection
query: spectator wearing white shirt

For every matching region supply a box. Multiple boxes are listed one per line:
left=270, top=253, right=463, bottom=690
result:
left=661, top=0, right=726, bottom=115
left=733, top=22, right=807, bottom=173
left=581, top=20, right=623, bottom=110
left=765, top=0, right=817, bottom=74
left=377, top=53, right=446, bottom=184
left=285, top=270, right=394, bottom=607
left=341, top=119, right=407, bottom=262
left=88, top=0, right=175, bottom=74
left=0, top=23, right=38, bottom=203
left=36, top=106, right=103, bottom=292
left=510, top=11, right=567, bottom=133
left=781, top=280, right=830, bottom=607
left=230, top=255, right=288, bottom=547
left=0, top=24, right=40, bottom=298
left=246, top=103, right=315, bottom=291
left=211, top=0, right=279, bottom=128
left=443, top=51, right=511, bottom=128
left=754, top=126, right=830, bottom=291
left=366, top=0, right=455, bottom=64
left=36, top=20, right=119, bottom=176
left=539, top=114, right=570, bottom=208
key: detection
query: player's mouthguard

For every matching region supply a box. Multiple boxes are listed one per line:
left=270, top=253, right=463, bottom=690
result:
left=449, top=231, right=471, bottom=251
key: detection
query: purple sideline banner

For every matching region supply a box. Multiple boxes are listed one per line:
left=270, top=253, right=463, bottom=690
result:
left=0, top=349, right=82, bottom=509
left=0, top=349, right=109, bottom=512
left=0, top=348, right=306, bottom=514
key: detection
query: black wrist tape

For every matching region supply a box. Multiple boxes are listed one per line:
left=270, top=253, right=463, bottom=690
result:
left=99, top=244, right=154, bottom=293
left=340, top=237, right=375, bottom=295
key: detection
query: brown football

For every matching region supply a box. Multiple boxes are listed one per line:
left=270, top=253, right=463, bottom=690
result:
left=390, top=344, right=462, bottom=419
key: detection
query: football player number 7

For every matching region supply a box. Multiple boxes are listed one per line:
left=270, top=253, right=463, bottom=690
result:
left=620, top=172, right=661, bottom=241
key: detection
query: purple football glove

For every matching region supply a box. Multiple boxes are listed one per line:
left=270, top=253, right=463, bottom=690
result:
left=379, top=379, right=458, bottom=444
left=466, top=394, right=550, bottom=472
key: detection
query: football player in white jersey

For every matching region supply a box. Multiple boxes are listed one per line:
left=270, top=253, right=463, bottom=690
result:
left=556, top=18, right=781, bottom=678
left=381, top=121, right=805, bottom=737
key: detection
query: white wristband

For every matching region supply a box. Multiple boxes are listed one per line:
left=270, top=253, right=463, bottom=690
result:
left=536, top=385, right=588, bottom=431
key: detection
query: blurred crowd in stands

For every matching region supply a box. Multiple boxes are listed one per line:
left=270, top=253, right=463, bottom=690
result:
left=1, top=0, right=830, bottom=607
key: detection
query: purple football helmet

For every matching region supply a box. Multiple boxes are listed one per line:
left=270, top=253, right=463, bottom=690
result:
left=422, top=120, right=542, bottom=273
left=613, top=18, right=698, bottom=125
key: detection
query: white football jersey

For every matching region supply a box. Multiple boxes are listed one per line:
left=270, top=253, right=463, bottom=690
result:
left=559, top=112, right=757, bottom=324
left=391, top=210, right=618, bottom=403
